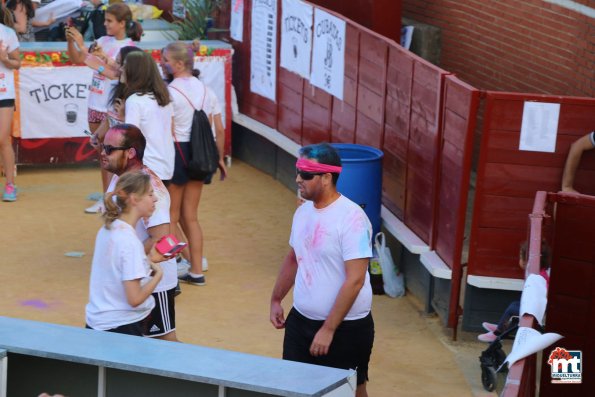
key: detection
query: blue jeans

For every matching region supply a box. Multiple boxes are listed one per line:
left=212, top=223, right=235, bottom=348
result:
left=496, top=301, right=520, bottom=334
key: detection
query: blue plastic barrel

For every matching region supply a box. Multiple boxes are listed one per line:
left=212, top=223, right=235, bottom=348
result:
left=332, top=144, right=384, bottom=239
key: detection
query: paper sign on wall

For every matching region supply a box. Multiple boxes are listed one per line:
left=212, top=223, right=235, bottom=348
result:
left=519, top=101, right=560, bottom=153
left=280, top=0, right=313, bottom=79
left=250, top=0, right=277, bottom=102
left=19, top=67, right=93, bottom=139
left=310, top=8, right=345, bottom=100
left=230, top=0, right=244, bottom=42
left=195, top=57, right=227, bottom=126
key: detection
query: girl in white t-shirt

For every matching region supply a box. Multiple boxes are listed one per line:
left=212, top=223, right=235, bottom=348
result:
left=66, top=3, right=142, bottom=211
left=86, top=171, right=164, bottom=336
left=160, top=41, right=227, bottom=286
left=0, top=8, right=21, bottom=202
left=118, top=51, right=175, bottom=181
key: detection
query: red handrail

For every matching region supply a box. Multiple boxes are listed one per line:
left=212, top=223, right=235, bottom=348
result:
left=500, top=191, right=548, bottom=397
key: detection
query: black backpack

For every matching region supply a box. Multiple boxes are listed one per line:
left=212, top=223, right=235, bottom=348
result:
left=170, top=85, right=219, bottom=180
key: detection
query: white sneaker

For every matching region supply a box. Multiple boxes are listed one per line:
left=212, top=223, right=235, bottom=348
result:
left=85, top=199, right=104, bottom=214
left=202, top=257, right=209, bottom=272
left=177, top=258, right=191, bottom=277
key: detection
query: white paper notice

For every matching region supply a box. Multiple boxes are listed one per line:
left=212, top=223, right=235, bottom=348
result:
left=230, top=0, right=244, bottom=42
left=250, top=0, right=277, bottom=101
left=280, top=0, right=313, bottom=79
left=310, top=8, right=346, bottom=100
left=503, top=327, right=563, bottom=369
left=401, top=26, right=414, bottom=50
left=520, top=273, right=548, bottom=326
left=519, top=101, right=560, bottom=152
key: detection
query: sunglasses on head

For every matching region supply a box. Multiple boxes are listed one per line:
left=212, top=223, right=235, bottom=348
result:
left=102, top=144, right=130, bottom=155
left=296, top=169, right=326, bottom=180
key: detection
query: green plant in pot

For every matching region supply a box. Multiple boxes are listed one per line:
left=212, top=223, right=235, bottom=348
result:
left=171, top=0, right=224, bottom=40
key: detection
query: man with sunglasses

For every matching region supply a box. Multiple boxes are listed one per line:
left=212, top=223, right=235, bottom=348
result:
left=100, top=123, right=180, bottom=342
left=270, top=143, right=375, bottom=397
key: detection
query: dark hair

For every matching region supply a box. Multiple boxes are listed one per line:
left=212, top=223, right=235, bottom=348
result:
left=6, top=0, right=34, bottom=19
left=110, top=123, right=146, bottom=162
left=520, top=240, right=551, bottom=270
left=122, top=51, right=170, bottom=107
left=0, top=4, right=15, bottom=27
left=299, top=143, right=342, bottom=185
left=109, top=46, right=143, bottom=106
left=106, top=3, right=143, bottom=41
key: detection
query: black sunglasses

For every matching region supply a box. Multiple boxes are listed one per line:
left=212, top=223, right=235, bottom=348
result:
left=102, top=144, right=131, bottom=155
left=296, top=169, right=325, bottom=180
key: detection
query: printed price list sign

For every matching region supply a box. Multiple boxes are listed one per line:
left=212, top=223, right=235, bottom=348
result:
left=250, top=0, right=277, bottom=101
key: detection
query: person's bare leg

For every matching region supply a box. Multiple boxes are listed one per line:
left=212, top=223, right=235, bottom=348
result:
left=180, top=180, right=204, bottom=275
left=0, top=107, right=16, bottom=185
left=356, top=383, right=368, bottom=397
left=153, top=330, right=178, bottom=342
left=167, top=183, right=188, bottom=261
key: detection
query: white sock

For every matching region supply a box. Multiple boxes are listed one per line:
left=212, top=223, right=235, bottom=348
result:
left=188, top=271, right=202, bottom=278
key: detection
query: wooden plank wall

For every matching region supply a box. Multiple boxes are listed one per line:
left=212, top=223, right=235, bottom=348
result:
left=404, top=60, right=447, bottom=244
left=468, top=94, right=595, bottom=278
left=233, top=1, right=480, bottom=277
left=539, top=195, right=595, bottom=396
left=330, top=24, right=360, bottom=144
left=434, top=76, right=479, bottom=270
left=382, top=46, right=413, bottom=220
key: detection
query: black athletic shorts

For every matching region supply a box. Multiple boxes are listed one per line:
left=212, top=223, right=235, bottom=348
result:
left=85, top=315, right=150, bottom=337
left=0, top=99, right=16, bottom=109
left=144, top=288, right=176, bottom=337
left=283, top=307, right=374, bottom=385
left=171, top=142, right=213, bottom=185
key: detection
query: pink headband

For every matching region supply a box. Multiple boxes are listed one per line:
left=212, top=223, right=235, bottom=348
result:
left=296, top=158, right=342, bottom=174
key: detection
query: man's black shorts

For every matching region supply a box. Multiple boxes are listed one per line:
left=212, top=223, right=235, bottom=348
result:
left=283, top=307, right=374, bottom=385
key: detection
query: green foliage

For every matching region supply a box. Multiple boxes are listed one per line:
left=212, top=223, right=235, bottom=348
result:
left=171, top=0, right=223, bottom=40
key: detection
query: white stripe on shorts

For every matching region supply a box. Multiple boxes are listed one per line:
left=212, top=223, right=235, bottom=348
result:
left=159, top=291, right=171, bottom=331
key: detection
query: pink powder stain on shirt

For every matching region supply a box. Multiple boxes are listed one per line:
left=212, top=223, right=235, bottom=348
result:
left=305, top=270, right=313, bottom=286
left=310, top=222, right=326, bottom=249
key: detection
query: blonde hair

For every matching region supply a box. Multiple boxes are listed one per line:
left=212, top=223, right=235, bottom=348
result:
left=165, top=41, right=199, bottom=76
left=102, top=171, right=151, bottom=228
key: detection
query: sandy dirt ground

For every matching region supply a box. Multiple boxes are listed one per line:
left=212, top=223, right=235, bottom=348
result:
left=0, top=161, right=498, bottom=396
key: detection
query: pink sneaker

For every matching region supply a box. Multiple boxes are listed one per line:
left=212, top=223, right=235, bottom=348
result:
left=2, top=183, right=17, bottom=202
left=482, top=322, right=498, bottom=332
left=478, top=331, right=498, bottom=343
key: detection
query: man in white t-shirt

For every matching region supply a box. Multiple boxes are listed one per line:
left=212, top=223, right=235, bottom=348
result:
left=100, top=123, right=179, bottom=341
left=270, top=143, right=375, bottom=397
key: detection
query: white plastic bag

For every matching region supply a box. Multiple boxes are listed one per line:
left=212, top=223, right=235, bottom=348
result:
left=374, top=232, right=405, bottom=298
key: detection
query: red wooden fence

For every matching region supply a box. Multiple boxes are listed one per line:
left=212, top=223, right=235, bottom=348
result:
left=230, top=3, right=479, bottom=292
left=539, top=193, right=595, bottom=396
left=228, top=2, right=595, bottom=338
left=231, top=2, right=487, bottom=333
left=502, top=191, right=595, bottom=396
left=468, top=93, right=595, bottom=280
left=436, top=76, right=480, bottom=328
